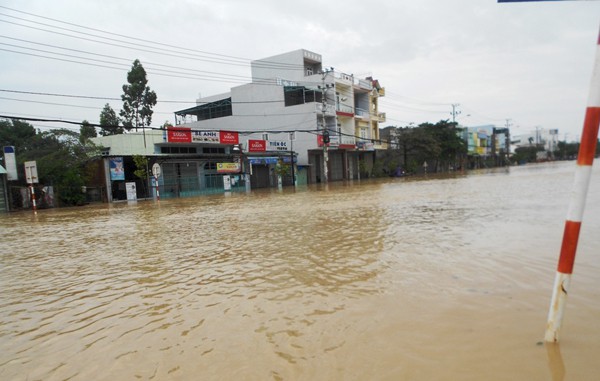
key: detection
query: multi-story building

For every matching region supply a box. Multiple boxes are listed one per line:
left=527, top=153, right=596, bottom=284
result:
left=461, top=125, right=511, bottom=167
left=174, top=49, right=385, bottom=184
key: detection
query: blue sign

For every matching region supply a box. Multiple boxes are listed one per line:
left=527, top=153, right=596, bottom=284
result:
left=109, top=157, right=125, bottom=181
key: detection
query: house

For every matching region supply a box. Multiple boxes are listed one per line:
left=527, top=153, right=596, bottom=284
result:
left=91, top=129, right=253, bottom=202
left=174, top=49, right=386, bottom=184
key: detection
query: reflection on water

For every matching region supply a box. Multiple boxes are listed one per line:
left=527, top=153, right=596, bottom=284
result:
left=1, top=162, right=599, bottom=380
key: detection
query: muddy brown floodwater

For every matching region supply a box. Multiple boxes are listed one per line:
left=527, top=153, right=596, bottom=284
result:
left=1, top=161, right=600, bottom=381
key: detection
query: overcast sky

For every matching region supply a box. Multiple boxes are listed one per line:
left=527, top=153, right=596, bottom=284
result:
left=1, top=0, right=599, bottom=141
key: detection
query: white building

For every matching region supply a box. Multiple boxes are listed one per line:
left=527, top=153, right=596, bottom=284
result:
left=174, top=49, right=386, bottom=184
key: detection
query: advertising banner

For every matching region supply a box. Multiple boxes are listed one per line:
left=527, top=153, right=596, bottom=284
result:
left=192, top=130, right=219, bottom=143
left=3, top=146, right=18, bottom=180
left=126, top=182, right=137, bottom=201
left=167, top=126, right=192, bottom=143
left=248, top=139, right=266, bottom=152
left=217, top=162, right=241, bottom=173
left=223, top=175, right=231, bottom=191
left=220, top=131, right=239, bottom=145
left=109, top=157, right=125, bottom=180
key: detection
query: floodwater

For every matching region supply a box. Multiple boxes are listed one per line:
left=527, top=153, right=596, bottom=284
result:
left=1, top=161, right=599, bottom=381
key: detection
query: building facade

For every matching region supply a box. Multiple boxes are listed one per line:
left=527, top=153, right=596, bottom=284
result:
left=174, top=49, right=386, bottom=183
left=461, top=125, right=511, bottom=167
left=91, top=129, right=258, bottom=202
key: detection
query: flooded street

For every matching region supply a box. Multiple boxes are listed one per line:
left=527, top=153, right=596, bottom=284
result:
left=1, top=161, right=600, bottom=380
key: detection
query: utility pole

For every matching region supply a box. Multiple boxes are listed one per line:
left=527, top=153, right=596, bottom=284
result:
left=505, top=119, right=512, bottom=165
left=451, top=103, right=461, bottom=123
left=319, top=68, right=334, bottom=183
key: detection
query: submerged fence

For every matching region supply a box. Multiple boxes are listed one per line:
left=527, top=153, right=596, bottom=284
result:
left=157, top=173, right=247, bottom=199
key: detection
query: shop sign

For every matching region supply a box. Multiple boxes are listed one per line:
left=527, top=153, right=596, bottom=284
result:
left=248, top=157, right=279, bottom=165
left=192, top=130, right=219, bottom=143
left=267, top=140, right=288, bottom=151
left=248, top=139, right=266, bottom=152
left=220, top=131, right=239, bottom=145
left=217, top=162, right=241, bottom=173
left=167, top=126, right=192, bottom=143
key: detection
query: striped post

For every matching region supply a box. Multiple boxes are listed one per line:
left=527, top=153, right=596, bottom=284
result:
left=545, top=26, right=600, bottom=343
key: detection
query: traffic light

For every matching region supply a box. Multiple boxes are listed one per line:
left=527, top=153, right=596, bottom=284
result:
left=322, top=129, right=330, bottom=144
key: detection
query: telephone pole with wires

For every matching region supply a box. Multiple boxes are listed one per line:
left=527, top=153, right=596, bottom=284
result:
left=451, top=103, right=461, bottom=123
left=318, top=68, right=334, bottom=183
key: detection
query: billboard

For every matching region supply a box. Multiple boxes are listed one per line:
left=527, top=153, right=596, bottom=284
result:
left=217, top=162, right=241, bottom=173
left=3, top=146, right=18, bottom=180
left=167, top=126, right=192, bottom=143
left=268, top=140, right=288, bottom=151
left=220, top=131, right=239, bottom=145
left=192, top=130, right=219, bottom=143
left=248, top=139, right=266, bottom=152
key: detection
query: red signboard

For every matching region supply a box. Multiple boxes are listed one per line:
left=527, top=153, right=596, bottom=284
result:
left=248, top=139, right=266, bottom=152
left=220, top=131, right=239, bottom=145
left=167, top=126, right=192, bottom=143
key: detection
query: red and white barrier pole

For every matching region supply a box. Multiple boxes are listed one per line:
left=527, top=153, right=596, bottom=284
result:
left=30, top=184, right=37, bottom=214
left=545, top=26, right=600, bottom=343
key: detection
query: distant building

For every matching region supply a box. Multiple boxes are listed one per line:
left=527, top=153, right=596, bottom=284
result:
left=174, top=49, right=386, bottom=183
left=461, top=125, right=511, bottom=168
left=512, top=128, right=560, bottom=153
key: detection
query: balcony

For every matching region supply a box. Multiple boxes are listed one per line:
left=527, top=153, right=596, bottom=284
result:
left=355, top=108, right=370, bottom=120
left=316, top=102, right=336, bottom=117
left=336, top=103, right=354, bottom=116
left=334, top=71, right=353, bottom=86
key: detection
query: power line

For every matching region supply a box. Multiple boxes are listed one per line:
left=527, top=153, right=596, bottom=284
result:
left=0, top=36, right=300, bottom=84
left=0, top=89, right=286, bottom=105
left=0, top=8, right=305, bottom=70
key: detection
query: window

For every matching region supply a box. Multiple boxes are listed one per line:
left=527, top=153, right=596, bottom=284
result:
left=161, top=146, right=197, bottom=154
left=202, top=147, right=225, bottom=154
left=283, top=86, right=321, bottom=107
left=306, top=67, right=313, bottom=76
left=360, top=128, right=367, bottom=140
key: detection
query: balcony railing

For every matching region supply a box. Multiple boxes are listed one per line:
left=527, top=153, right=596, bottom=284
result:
left=316, top=102, right=336, bottom=116
left=355, top=108, right=370, bottom=120
left=336, top=103, right=354, bottom=115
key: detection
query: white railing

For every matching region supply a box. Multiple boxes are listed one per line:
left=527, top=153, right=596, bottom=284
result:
left=336, top=103, right=354, bottom=114
left=355, top=108, right=370, bottom=120
left=316, top=103, right=336, bottom=116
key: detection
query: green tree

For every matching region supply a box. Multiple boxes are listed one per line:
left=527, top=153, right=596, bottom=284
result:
left=132, top=155, right=149, bottom=197
left=99, top=103, right=123, bottom=136
left=0, top=119, right=100, bottom=206
left=79, top=120, right=97, bottom=144
left=120, top=60, right=157, bottom=131
left=0, top=119, right=37, bottom=153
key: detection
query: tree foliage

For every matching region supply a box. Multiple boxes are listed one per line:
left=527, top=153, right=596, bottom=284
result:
left=382, top=120, right=466, bottom=174
left=120, top=60, right=157, bottom=131
left=0, top=118, right=100, bottom=206
left=99, top=103, right=123, bottom=136
left=79, top=120, right=97, bottom=144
